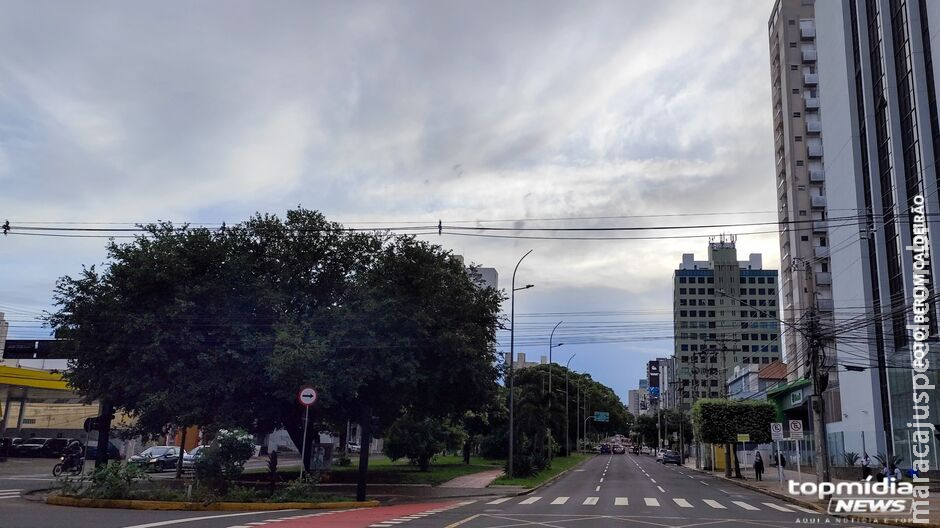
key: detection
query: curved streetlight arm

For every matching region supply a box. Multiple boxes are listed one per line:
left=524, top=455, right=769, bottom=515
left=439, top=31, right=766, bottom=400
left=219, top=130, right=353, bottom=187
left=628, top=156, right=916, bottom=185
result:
left=508, top=249, right=533, bottom=479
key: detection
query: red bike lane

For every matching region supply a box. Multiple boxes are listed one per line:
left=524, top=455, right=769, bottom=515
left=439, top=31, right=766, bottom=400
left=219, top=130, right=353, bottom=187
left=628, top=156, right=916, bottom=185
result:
left=225, top=500, right=473, bottom=528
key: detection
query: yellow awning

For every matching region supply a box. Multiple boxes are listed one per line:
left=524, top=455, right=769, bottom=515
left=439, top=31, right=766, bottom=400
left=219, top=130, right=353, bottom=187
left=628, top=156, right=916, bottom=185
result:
left=0, top=365, right=70, bottom=391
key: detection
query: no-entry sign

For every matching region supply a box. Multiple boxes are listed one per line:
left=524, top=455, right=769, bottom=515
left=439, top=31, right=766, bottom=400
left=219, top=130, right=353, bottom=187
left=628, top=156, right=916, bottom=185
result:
left=298, top=386, right=318, bottom=407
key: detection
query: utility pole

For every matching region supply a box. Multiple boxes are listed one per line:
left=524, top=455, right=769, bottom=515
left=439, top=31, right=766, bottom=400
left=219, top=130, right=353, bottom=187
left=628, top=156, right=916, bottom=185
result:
left=807, top=304, right=831, bottom=483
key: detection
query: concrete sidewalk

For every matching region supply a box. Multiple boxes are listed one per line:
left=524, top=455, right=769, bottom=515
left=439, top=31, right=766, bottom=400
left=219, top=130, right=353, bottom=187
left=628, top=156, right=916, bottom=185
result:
left=683, top=458, right=940, bottom=527
left=438, top=469, right=503, bottom=488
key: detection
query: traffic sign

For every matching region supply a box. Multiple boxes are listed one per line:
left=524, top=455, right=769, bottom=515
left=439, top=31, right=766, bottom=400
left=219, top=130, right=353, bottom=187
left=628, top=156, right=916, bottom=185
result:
left=737, top=434, right=750, bottom=442
left=594, top=411, right=609, bottom=422
left=789, top=419, right=804, bottom=439
left=770, top=422, right=784, bottom=441
left=298, top=386, right=318, bottom=407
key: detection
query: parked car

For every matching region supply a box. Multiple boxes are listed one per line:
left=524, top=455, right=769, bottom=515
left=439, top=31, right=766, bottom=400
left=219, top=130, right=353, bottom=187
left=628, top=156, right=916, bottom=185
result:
left=599, top=443, right=612, bottom=454
left=662, top=450, right=682, bottom=465
left=640, top=446, right=650, bottom=455
left=85, top=441, right=121, bottom=460
left=41, top=438, right=81, bottom=458
left=128, top=446, right=182, bottom=472
left=13, top=437, right=50, bottom=457
left=347, top=442, right=361, bottom=454
left=182, top=445, right=209, bottom=470
left=612, top=444, right=625, bottom=455
left=0, top=437, right=22, bottom=457
left=655, top=448, right=667, bottom=462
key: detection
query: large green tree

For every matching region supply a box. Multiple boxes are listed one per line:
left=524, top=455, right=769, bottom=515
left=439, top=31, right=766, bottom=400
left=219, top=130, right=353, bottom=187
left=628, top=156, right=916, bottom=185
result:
left=47, top=209, right=504, bottom=496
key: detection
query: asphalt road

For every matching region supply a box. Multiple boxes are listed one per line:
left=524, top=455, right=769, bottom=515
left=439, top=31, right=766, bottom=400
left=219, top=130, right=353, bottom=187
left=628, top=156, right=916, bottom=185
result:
left=0, top=453, right=885, bottom=527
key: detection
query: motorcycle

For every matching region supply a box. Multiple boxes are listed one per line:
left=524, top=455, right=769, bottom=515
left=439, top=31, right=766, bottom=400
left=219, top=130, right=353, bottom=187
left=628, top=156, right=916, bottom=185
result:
left=52, top=454, right=84, bottom=477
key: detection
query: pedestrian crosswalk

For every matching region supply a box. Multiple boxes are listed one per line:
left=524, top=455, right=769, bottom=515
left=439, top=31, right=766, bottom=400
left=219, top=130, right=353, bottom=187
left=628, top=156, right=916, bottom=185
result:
left=0, top=489, right=22, bottom=500
left=486, top=495, right=799, bottom=512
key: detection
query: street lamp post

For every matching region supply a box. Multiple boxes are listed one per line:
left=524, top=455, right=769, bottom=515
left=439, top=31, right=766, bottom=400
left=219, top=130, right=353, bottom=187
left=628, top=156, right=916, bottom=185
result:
left=565, top=353, right=576, bottom=456
left=508, top=250, right=533, bottom=479
left=548, top=321, right=563, bottom=460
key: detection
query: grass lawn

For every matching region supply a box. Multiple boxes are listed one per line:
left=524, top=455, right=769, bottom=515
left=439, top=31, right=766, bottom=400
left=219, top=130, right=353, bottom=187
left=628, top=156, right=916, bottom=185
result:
left=245, top=455, right=504, bottom=486
left=491, top=453, right=592, bottom=488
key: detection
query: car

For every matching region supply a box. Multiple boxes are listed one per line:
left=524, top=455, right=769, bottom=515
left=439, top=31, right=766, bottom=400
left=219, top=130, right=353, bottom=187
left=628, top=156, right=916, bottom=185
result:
left=85, top=441, right=122, bottom=461
left=13, top=437, right=50, bottom=457
left=655, top=448, right=666, bottom=462
left=0, top=437, right=22, bottom=457
left=662, top=450, right=681, bottom=465
left=128, top=446, right=182, bottom=472
left=182, top=445, right=209, bottom=470
left=347, top=442, right=361, bottom=454
left=639, top=445, right=650, bottom=455
left=599, top=443, right=612, bottom=454
left=41, top=438, right=81, bottom=458
left=612, top=444, right=625, bottom=455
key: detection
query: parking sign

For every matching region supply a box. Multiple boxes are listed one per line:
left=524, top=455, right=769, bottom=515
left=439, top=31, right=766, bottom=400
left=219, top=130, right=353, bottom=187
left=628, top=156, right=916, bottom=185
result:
left=770, top=422, right=784, bottom=441
left=789, top=420, right=804, bottom=439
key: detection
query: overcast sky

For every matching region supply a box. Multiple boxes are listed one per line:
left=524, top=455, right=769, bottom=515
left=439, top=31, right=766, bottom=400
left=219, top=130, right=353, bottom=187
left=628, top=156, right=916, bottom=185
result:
left=0, top=0, right=780, bottom=401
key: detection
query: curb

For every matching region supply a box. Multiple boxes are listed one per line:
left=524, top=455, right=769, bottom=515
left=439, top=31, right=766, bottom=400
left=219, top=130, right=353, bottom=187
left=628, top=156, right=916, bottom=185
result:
left=684, top=466, right=939, bottom=528
left=45, top=495, right=379, bottom=511
left=514, top=454, right=596, bottom=496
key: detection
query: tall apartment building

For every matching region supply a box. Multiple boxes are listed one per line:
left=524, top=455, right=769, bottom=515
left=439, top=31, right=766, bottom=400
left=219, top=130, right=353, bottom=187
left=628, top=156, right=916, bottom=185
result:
left=673, top=238, right=781, bottom=412
left=769, top=0, right=834, bottom=384
left=809, top=0, right=940, bottom=467
left=0, top=313, right=8, bottom=361
left=627, top=389, right=643, bottom=417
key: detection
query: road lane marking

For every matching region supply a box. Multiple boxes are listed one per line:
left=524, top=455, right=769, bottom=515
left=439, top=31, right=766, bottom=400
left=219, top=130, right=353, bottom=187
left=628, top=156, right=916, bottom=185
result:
left=673, top=498, right=693, bottom=508
left=582, top=497, right=598, bottom=505
left=121, top=510, right=301, bottom=528
left=594, top=486, right=600, bottom=491
left=519, top=496, right=542, bottom=504
left=762, top=502, right=794, bottom=512
left=551, top=497, right=569, bottom=505
left=657, top=486, right=666, bottom=493
left=791, top=505, right=819, bottom=514
left=644, top=498, right=660, bottom=507
left=599, top=478, right=604, bottom=483
left=486, top=498, right=511, bottom=505
left=649, top=479, right=656, bottom=483
left=703, top=499, right=726, bottom=509
left=615, top=497, right=628, bottom=506
left=732, top=501, right=759, bottom=510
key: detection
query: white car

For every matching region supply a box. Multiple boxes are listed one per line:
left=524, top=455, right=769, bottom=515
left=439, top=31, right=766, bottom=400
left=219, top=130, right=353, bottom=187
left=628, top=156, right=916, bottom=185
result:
left=656, top=449, right=666, bottom=462
left=347, top=442, right=361, bottom=454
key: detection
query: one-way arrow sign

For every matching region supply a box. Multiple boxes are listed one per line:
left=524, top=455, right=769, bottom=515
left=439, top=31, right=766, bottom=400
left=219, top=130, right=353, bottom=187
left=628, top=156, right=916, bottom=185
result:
left=298, top=386, right=318, bottom=407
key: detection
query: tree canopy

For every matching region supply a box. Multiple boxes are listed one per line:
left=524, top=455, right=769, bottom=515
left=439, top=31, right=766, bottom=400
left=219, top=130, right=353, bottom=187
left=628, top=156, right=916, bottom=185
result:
left=47, top=209, right=504, bottom=464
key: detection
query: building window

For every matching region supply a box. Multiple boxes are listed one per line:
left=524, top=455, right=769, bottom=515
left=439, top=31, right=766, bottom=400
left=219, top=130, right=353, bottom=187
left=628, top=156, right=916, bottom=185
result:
left=799, top=210, right=807, bottom=216
left=681, top=345, right=689, bottom=351
left=680, top=310, right=687, bottom=317
left=793, top=111, right=801, bottom=117
left=791, top=65, right=799, bottom=70
left=789, top=42, right=797, bottom=48
left=792, top=88, right=800, bottom=94
left=679, top=277, right=686, bottom=283
left=679, top=288, right=686, bottom=294
left=795, top=136, right=803, bottom=142
left=801, top=235, right=809, bottom=241
left=796, top=160, right=805, bottom=166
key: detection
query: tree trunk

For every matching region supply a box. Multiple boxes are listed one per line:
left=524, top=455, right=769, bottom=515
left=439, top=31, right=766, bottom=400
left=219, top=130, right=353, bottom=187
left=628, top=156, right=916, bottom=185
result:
left=463, top=439, right=471, bottom=465
left=723, top=443, right=732, bottom=478
left=175, top=427, right=188, bottom=479
left=356, top=407, right=372, bottom=502
left=339, top=421, right=349, bottom=459
left=95, top=401, right=114, bottom=468
left=732, top=443, right=742, bottom=479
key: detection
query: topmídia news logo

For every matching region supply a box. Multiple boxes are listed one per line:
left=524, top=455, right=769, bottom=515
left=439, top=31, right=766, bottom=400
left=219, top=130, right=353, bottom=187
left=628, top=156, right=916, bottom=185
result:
left=788, top=479, right=917, bottom=517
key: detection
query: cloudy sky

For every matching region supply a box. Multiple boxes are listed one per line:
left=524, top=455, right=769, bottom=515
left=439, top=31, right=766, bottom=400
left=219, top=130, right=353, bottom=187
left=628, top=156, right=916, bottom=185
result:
left=0, top=0, right=780, bottom=401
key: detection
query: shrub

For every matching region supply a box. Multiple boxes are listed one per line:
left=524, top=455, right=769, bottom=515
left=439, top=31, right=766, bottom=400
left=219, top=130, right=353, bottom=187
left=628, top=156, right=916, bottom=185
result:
left=83, top=462, right=149, bottom=499
left=842, top=451, right=860, bottom=467
left=196, top=429, right=256, bottom=493
left=384, top=414, right=448, bottom=471
left=225, top=485, right=261, bottom=503
left=272, top=474, right=320, bottom=502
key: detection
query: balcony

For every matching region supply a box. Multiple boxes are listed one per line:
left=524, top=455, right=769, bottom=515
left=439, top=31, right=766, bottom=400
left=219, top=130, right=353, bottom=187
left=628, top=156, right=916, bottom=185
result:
left=805, top=97, right=820, bottom=109
left=817, top=298, right=835, bottom=311
left=812, top=195, right=827, bottom=208
left=813, top=220, right=828, bottom=232
left=808, top=141, right=824, bottom=157
left=809, top=169, right=825, bottom=182
left=800, top=24, right=816, bottom=40
left=814, top=246, right=830, bottom=258
left=802, top=49, right=817, bottom=62
left=815, top=272, right=832, bottom=285
left=806, top=120, right=822, bottom=133
left=804, top=72, right=818, bottom=85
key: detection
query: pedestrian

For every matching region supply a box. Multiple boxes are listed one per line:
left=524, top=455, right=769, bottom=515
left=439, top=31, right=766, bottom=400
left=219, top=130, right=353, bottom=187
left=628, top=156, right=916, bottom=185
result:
left=890, top=465, right=902, bottom=482
left=861, top=453, right=871, bottom=480
left=753, top=451, right=764, bottom=481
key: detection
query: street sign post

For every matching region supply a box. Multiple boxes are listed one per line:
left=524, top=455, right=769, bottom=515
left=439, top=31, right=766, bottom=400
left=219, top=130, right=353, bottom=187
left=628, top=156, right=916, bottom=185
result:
left=593, top=412, right=609, bottom=422
left=789, top=420, right=803, bottom=485
left=298, top=386, right=318, bottom=473
left=770, top=422, right=784, bottom=486
left=736, top=434, right=750, bottom=442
